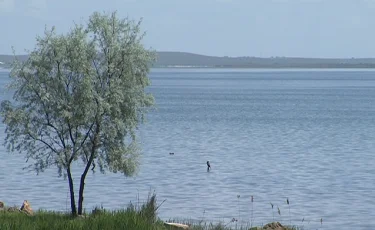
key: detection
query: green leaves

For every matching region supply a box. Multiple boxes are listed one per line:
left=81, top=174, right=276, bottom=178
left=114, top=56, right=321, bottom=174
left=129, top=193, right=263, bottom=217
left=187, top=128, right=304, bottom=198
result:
left=1, top=11, right=155, bottom=214
left=1, top=11, right=155, bottom=177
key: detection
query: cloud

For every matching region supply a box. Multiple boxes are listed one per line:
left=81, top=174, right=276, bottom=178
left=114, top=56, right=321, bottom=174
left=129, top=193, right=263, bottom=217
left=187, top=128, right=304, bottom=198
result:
left=0, top=0, right=15, bottom=12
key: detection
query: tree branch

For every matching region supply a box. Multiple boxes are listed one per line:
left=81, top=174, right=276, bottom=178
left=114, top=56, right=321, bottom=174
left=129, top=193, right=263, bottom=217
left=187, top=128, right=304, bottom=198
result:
left=27, top=132, right=58, bottom=154
left=68, top=121, right=95, bottom=163
left=68, top=121, right=76, bottom=146
left=45, top=121, right=66, bottom=149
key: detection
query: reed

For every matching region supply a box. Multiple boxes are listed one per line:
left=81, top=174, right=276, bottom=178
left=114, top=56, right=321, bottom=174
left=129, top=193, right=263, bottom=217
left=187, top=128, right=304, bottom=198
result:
left=236, top=194, right=240, bottom=230
left=250, top=195, right=254, bottom=228
left=270, top=202, right=274, bottom=221
left=287, top=198, right=291, bottom=226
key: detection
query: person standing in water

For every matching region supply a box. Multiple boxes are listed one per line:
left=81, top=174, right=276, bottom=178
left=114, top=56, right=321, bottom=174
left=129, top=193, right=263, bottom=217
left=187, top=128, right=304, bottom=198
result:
left=207, top=161, right=211, bottom=172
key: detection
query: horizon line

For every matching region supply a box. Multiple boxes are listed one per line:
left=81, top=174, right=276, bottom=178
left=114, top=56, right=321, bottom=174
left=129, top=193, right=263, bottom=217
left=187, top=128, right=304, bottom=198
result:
left=1, top=51, right=375, bottom=60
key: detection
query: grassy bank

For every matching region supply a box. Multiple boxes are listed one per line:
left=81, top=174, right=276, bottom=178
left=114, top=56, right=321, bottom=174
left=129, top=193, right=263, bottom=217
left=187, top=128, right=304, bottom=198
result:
left=0, top=211, right=299, bottom=230
left=0, top=194, right=165, bottom=230
left=0, top=209, right=166, bottom=230
left=0, top=194, right=300, bottom=230
left=0, top=211, right=300, bottom=230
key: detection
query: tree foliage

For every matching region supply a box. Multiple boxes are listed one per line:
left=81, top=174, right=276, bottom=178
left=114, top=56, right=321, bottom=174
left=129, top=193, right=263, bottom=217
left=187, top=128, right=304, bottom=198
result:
left=0, top=11, right=155, bottom=215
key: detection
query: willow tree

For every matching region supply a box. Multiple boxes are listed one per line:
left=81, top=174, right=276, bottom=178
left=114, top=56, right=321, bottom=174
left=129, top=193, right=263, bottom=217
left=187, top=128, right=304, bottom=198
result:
left=0, top=11, right=155, bottom=215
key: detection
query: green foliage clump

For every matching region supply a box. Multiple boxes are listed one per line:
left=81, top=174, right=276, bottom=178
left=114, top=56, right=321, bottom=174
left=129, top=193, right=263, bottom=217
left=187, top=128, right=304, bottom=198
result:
left=0, top=10, right=156, bottom=216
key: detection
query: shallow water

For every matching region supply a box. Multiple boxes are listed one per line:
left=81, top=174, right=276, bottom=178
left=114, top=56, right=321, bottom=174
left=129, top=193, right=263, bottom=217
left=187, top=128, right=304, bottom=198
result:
left=1, top=68, right=375, bottom=230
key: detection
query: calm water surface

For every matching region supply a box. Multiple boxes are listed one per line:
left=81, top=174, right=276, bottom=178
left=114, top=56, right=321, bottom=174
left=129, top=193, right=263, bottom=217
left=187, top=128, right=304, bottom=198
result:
left=1, top=68, right=375, bottom=230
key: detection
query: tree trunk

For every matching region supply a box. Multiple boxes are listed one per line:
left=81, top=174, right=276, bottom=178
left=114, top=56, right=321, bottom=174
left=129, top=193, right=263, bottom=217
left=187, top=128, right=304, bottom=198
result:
left=78, top=123, right=100, bottom=215
left=77, top=158, right=93, bottom=215
left=67, top=166, right=77, bottom=215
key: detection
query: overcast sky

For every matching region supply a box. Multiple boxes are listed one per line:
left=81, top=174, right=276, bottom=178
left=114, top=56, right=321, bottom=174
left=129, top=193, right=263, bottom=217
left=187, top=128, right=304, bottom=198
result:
left=1, top=0, right=375, bottom=58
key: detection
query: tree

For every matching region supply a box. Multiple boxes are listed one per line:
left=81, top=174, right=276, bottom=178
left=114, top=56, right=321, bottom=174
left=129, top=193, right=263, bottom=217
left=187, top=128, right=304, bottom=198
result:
left=0, top=11, right=155, bottom=215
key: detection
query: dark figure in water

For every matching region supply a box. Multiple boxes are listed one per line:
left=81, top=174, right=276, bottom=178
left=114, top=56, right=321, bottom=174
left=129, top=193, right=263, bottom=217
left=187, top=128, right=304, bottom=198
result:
left=169, top=152, right=174, bottom=155
left=207, top=161, right=211, bottom=172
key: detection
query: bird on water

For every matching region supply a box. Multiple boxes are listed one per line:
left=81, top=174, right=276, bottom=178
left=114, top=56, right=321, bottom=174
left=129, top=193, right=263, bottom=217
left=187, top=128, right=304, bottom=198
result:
left=207, top=161, right=211, bottom=172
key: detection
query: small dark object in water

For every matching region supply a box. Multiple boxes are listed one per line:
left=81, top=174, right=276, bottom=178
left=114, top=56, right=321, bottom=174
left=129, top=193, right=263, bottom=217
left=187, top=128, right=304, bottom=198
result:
left=169, top=152, right=174, bottom=155
left=207, top=161, right=211, bottom=172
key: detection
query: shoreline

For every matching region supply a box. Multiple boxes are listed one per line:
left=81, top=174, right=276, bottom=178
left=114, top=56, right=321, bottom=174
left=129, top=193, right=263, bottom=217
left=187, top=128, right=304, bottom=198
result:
left=0, top=208, right=300, bottom=230
left=3, top=51, right=375, bottom=70
left=3, top=66, right=375, bottom=71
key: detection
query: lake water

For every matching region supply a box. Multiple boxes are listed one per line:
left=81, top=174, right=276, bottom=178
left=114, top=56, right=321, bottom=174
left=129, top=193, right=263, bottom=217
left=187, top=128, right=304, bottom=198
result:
left=1, top=68, right=375, bottom=230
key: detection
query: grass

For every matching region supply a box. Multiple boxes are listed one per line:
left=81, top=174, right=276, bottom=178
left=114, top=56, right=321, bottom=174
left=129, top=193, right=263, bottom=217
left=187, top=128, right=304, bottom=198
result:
left=164, top=217, right=301, bottom=230
left=0, top=208, right=167, bottom=230
left=0, top=192, right=166, bottom=230
left=0, top=193, right=307, bottom=230
left=0, top=211, right=301, bottom=230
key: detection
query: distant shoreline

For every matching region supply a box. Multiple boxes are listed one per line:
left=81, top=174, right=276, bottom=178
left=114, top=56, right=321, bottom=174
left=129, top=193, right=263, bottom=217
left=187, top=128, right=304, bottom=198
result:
left=3, top=51, right=375, bottom=69
left=154, top=66, right=375, bottom=69
left=3, top=67, right=375, bottom=72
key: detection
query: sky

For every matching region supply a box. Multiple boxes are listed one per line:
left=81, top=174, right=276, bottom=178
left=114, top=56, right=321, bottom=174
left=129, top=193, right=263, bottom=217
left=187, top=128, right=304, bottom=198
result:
left=1, top=0, right=375, bottom=58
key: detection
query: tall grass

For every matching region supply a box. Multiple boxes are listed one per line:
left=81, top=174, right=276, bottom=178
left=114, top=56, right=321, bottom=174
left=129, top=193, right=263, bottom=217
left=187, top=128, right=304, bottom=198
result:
left=287, top=198, right=291, bottom=226
left=0, top=193, right=165, bottom=230
left=0, top=209, right=167, bottom=230
left=270, top=202, right=274, bottom=221
left=0, top=193, right=316, bottom=230
left=250, top=195, right=254, bottom=228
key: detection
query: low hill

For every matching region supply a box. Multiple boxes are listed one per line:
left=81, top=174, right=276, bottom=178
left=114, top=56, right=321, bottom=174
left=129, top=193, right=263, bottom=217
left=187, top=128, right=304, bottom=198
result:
left=156, top=52, right=375, bottom=68
left=2, top=52, right=375, bottom=69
